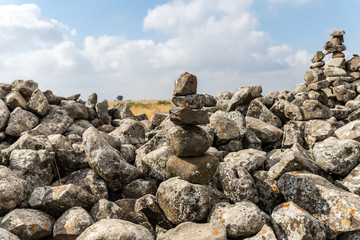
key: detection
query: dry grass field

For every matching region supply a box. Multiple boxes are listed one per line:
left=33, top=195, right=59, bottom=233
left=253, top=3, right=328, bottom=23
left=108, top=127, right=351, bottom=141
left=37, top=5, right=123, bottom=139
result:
left=109, top=100, right=174, bottom=119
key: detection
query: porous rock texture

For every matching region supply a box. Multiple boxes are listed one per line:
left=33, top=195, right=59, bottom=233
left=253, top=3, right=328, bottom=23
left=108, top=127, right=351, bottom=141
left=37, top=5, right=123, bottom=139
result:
left=2, top=30, right=360, bottom=239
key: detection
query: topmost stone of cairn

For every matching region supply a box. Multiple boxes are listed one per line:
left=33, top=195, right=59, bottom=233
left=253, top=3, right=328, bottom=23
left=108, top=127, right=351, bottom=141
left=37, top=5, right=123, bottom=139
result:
left=330, top=30, right=345, bottom=37
left=172, top=72, right=197, bottom=96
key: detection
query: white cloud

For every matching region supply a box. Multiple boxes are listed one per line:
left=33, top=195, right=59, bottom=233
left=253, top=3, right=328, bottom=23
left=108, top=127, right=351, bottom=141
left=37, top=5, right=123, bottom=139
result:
left=0, top=1, right=312, bottom=100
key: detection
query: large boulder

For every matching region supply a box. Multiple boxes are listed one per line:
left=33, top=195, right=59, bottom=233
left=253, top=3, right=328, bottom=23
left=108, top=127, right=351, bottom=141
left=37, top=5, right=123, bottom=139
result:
left=40, top=106, right=74, bottom=134
left=227, top=85, right=262, bottom=111
left=109, top=118, right=146, bottom=145
left=5, top=107, right=39, bottom=136
left=223, top=148, right=266, bottom=173
left=245, top=117, right=283, bottom=145
left=26, top=89, right=50, bottom=117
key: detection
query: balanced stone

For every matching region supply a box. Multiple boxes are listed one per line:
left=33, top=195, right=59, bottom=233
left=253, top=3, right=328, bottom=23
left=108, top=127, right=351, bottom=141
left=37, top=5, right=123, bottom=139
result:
left=173, top=72, right=197, bottom=96
left=169, top=107, right=209, bottom=125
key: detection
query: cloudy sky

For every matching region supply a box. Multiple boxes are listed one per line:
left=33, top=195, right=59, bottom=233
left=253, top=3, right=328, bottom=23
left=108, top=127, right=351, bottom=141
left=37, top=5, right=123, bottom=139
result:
left=0, top=0, right=359, bottom=100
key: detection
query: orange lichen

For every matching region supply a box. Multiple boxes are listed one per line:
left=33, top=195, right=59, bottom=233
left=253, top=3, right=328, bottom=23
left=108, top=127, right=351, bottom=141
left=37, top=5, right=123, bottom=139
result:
left=295, top=204, right=306, bottom=212
left=219, top=211, right=226, bottom=216
left=262, top=228, right=267, bottom=234
left=292, top=173, right=299, bottom=176
left=271, top=186, right=280, bottom=193
left=181, top=103, right=186, bottom=108
left=285, top=186, right=289, bottom=190
left=350, top=208, right=356, bottom=214
left=53, top=186, right=64, bottom=194
left=281, top=203, right=291, bottom=208
left=344, top=219, right=351, bottom=226
left=310, top=193, right=314, bottom=197
left=300, top=185, right=305, bottom=190
left=44, top=223, right=48, bottom=228
left=198, top=230, right=202, bottom=232
left=221, top=220, right=224, bottom=223
left=213, top=229, right=220, bottom=235
left=31, top=224, right=37, bottom=229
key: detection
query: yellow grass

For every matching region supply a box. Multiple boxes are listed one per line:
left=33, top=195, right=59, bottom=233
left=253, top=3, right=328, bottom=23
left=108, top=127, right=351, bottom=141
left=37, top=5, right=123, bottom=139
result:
left=108, top=100, right=174, bottom=119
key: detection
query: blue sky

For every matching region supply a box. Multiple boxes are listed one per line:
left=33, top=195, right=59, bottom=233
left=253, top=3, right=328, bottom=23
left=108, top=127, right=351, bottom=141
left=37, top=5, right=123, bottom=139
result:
left=0, top=0, right=358, bottom=100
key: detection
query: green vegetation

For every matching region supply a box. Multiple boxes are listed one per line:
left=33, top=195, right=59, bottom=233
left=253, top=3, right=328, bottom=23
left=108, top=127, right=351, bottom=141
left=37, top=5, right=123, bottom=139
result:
left=157, top=100, right=171, bottom=105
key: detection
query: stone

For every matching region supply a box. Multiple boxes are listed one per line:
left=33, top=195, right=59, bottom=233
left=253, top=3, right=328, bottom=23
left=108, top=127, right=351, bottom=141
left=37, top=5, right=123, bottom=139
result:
left=245, top=117, right=283, bottom=145
left=173, top=72, right=197, bottom=96
left=246, top=99, right=282, bottom=127
left=330, top=30, right=345, bottom=36
left=333, top=85, right=356, bottom=102
left=76, top=219, right=154, bottom=240
left=325, top=67, right=347, bottom=77
left=331, top=105, right=349, bottom=120
left=324, top=43, right=346, bottom=53
left=109, top=118, right=146, bottom=145
left=335, top=120, right=360, bottom=141
left=0, top=166, right=26, bottom=215
left=169, top=107, right=209, bottom=125
left=90, top=198, right=128, bottom=222
left=277, top=172, right=360, bottom=238
left=313, top=137, right=360, bottom=176
left=242, top=224, right=277, bottom=240
left=43, top=90, right=66, bottom=105
left=282, top=121, right=305, bottom=148
left=346, top=55, right=360, bottom=71
left=326, top=57, right=346, bottom=68
left=4, top=90, right=27, bottom=111
left=52, top=168, right=108, bottom=200
left=341, top=164, right=360, bottom=196
left=172, top=94, right=206, bottom=109
left=284, top=102, right=305, bottom=121
left=312, top=51, right=325, bottom=62
left=1, top=208, right=54, bottom=240
left=95, top=100, right=110, bottom=125
left=208, top=201, right=266, bottom=238
left=303, top=100, right=332, bottom=120
left=332, top=51, right=345, bottom=58
left=156, top=177, right=213, bottom=225
left=0, top=99, right=10, bottom=131
left=53, top=207, right=94, bottom=240
left=61, top=100, right=89, bottom=120
left=5, top=107, right=39, bottom=136
left=85, top=93, right=97, bottom=109
left=11, top=79, right=38, bottom=100
left=215, top=162, right=258, bottom=203
left=150, top=111, right=168, bottom=128
left=54, top=149, right=88, bottom=175
left=26, top=89, right=50, bottom=117
left=304, top=119, right=337, bottom=148
left=112, top=101, right=135, bottom=119
left=227, top=85, right=262, bottom=111
left=306, top=80, right=329, bottom=91
left=122, top=179, right=157, bottom=199
left=82, top=127, right=142, bottom=191
left=348, top=108, right=360, bottom=121
left=158, top=222, right=226, bottom=240
left=304, top=69, right=326, bottom=82
left=166, top=154, right=219, bottom=184
left=223, top=148, right=266, bottom=173
left=65, top=119, right=92, bottom=136
left=41, top=106, right=74, bottom=134
left=166, top=125, right=212, bottom=157
left=29, top=184, right=98, bottom=218
left=0, top=228, right=20, bottom=240
left=242, top=128, right=262, bottom=150
left=271, top=201, right=326, bottom=240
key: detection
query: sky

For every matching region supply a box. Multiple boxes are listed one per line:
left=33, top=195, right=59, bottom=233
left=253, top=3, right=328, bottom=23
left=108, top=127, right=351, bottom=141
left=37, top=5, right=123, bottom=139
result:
left=0, top=0, right=359, bottom=101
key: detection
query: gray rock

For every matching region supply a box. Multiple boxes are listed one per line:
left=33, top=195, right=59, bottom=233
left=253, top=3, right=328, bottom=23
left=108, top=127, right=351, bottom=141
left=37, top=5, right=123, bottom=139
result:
left=0, top=100, right=10, bottom=130
left=208, top=201, right=266, bottom=238
left=119, top=144, right=136, bottom=163
left=109, top=118, right=146, bottom=145
left=223, top=148, right=266, bottom=173
left=61, top=100, right=89, bottom=120
left=215, top=162, right=258, bottom=203
left=242, top=224, right=277, bottom=240
left=150, top=111, right=168, bottom=129
left=170, top=107, right=209, bottom=125
left=5, top=107, right=39, bottom=136
left=312, top=51, right=326, bottom=62
left=11, top=79, right=38, bottom=100
left=227, top=85, right=262, bottom=111
left=246, top=99, right=282, bottom=127
left=23, top=123, right=52, bottom=137
left=1, top=208, right=54, bottom=240
left=52, top=168, right=108, bottom=200
left=282, top=121, right=305, bottom=148
left=26, top=89, right=50, bottom=117
left=304, top=119, right=337, bottom=148
left=335, top=120, right=360, bottom=141
left=95, top=100, right=110, bottom=125
left=173, top=72, right=197, bottom=96
left=48, top=134, right=73, bottom=151
left=340, top=164, right=360, bottom=196
left=245, top=116, right=283, bottom=145
left=156, top=177, right=213, bottom=225
left=41, top=106, right=74, bottom=134
left=333, top=85, right=356, bottom=103
left=172, top=94, right=207, bottom=109
left=242, top=128, right=262, bottom=150
left=325, top=67, right=347, bottom=77
left=166, top=125, right=212, bottom=157
left=303, top=100, right=332, bottom=120
left=85, top=93, right=97, bottom=109
left=122, top=179, right=157, bottom=199
left=277, top=172, right=360, bottom=238
left=313, top=137, right=360, bottom=176
left=4, top=90, right=27, bottom=111
left=346, top=55, right=360, bottom=71
left=76, top=219, right=154, bottom=240
left=271, top=201, right=326, bottom=240
left=90, top=198, right=127, bottom=222
left=284, top=102, right=305, bottom=121
left=158, top=222, right=226, bottom=240
left=29, top=184, right=98, bottom=217
left=54, top=149, right=88, bottom=176
left=112, top=101, right=135, bottom=119
left=0, top=166, right=26, bottom=215
left=0, top=228, right=20, bottom=240
left=166, top=154, right=219, bottom=184
left=65, top=119, right=92, bottom=136
left=43, top=90, right=66, bottom=105
left=304, top=69, right=325, bottom=82
left=53, top=207, right=94, bottom=240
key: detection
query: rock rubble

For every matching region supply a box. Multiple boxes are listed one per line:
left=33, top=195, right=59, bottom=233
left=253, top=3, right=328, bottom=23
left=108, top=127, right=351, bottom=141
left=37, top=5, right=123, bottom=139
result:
left=2, top=30, right=360, bottom=239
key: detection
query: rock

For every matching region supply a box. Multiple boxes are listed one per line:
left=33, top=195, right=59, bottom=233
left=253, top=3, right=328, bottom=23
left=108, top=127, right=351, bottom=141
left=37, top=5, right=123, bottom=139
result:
left=208, top=201, right=266, bottom=238
left=242, top=224, right=277, bottom=240
left=227, top=85, right=262, bottom=111
left=54, top=149, right=88, bottom=176
left=166, top=154, right=219, bottom=184
left=271, top=201, right=326, bottom=240
left=246, top=99, right=282, bottom=127
left=282, top=121, right=305, bottom=148
left=340, top=164, right=360, bottom=196
left=65, top=119, right=92, bottom=136
left=303, top=100, right=332, bottom=120
left=173, top=72, right=197, bottom=96
left=122, top=179, right=157, bottom=199
left=242, top=128, right=262, bottom=150
left=41, top=106, right=74, bottom=134
left=48, top=134, right=73, bottom=150
left=109, top=119, right=146, bottom=145
left=53, top=207, right=94, bottom=240
left=326, top=58, right=346, bottom=68
left=277, top=172, right=360, bottom=238
left=95, top=100, right=110, bottom=125
left=156, top=177, right=213, bottom=225
left=169, top=107, right=209, bottom=125
left=346, top=55, right=360, bottom=71
left=11, top=79, right=38, bottom=100
left=172, top=94, right=206, bottom=109
left=203, top=93, right=217, bottom=107
left=0, top=228, right=20, bottom=240
left=166, top=125, right=212, bottom=157
left=83, top=127, right=142, bottom=191
left=5, top=107, right=39, bottom=136
left=0, top=99, right=10, bottom=130
left=43, top=90, right=65, bottom=105
left=1, top=208, right=54, bottom=240
left=52, top=168, right=108, bottom=200
left=304, top=69, right=326, bottom=82
left=61, top=100, right=89, bottom=120
left=150, top=111, right=168, bottom=128
left=26, top=89, right=50, bottom=117
left=90, top=198, right=128, bottom=222
left=158, top=222, right=226, bottom=240
left=0, top=166, right=26, bottom=215
left=333, top=85, right=356, bottom=103
left=76, top=219, right=154, bottom=240
left=312, top=51, right=326, bottom=62
left=112, top=102, right=135, bottom=119
left=313, top=137, right=360, bottom=176
left=304, top=119, right=337, bottom=148
left=4, top=90, right=27, bottom=110
left=223, top=148, right=266, bottom=173
left=245, top=117, right=283, bottom=145
left=85, top=93, right=97, bottom=109
left=215, top=162, right=259, bottom=203
left=29, top=184, right=98, bottom=218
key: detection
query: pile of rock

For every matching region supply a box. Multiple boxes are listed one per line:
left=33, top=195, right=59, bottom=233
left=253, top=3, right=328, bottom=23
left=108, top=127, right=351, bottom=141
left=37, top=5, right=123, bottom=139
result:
left=4, top=30, right=360, bottom=239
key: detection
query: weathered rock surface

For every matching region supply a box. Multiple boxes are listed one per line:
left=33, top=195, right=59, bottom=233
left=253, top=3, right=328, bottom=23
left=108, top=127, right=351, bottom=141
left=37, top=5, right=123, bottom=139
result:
left=5, top=107, right=39, bottom=136
left=169, top=107, right=209, bottom=125
left=223, top=148, right=266, bottom=173
left=173, top=72, right=197, bottom=96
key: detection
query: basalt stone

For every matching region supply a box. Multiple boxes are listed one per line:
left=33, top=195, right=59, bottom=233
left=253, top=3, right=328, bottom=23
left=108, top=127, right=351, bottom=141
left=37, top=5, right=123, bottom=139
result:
left=333, top=85, right=356, bottom=103
left=223, top=148, right=266, bottom=173
left=85, top=93, right=97, bottom=109
left=0, top=228, right=20, bottom=240
left=303, top=100, right=332, bottom=120
left=95, top=100, right=110, bottom=125
left=4, top=91, right=27, bottom=111
left=65, top=119, right=92, bottom=136
left=5, top=107, right=39, bottom=137
left=335, top=120, right=360, bottom=141
left=61, top=100, right=89, bottom=120
left=53, top=207, right=94, bottom=240
left=246, top=98, right=282, bottom=127
left=208, top=201, right=266, bottom=238
left=227, top=85, right=262, bottom=111
left=109, top=118, right=146, bottom=146
left=0, top=99, right=10, bottom=131
left=282, top=121, right=305, bottom=148
left=172, top=94, right=206, bottom=109
left=173, top=72, right=197, bottom=96
left=245, top=117, right=283, bottom=145
left=340, top=164, right=360, bottom=196
left=170, top=107, right=209, bottom=125
left=90, top=198, right=128, bottom=222
left=11, top=79, right=38, bottom=100
left=242, top=224, right=277, bottom=240
left=122, top=179, right=157, bottom=199
left=158, top=222, right=226, bottom=240
left=41, top=106, right=74, bottom=134
left=112, top=102, right=135, bottom=119
left=304, top=119, right=337, bottom=148
left=29, top=184, right=98, bottom=218
left=150, top=111, right=168, bottom=129
left=26, top=89, right=50, bottom=117
left=43, top=90, right=66, bottom=105
left=271, top=201, right=326, bottom=240
left=242, top=128, right=262, bottom=150
left=166, top=125, right=212, bottom=157
left=166, top=154, right=219, bottom=184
